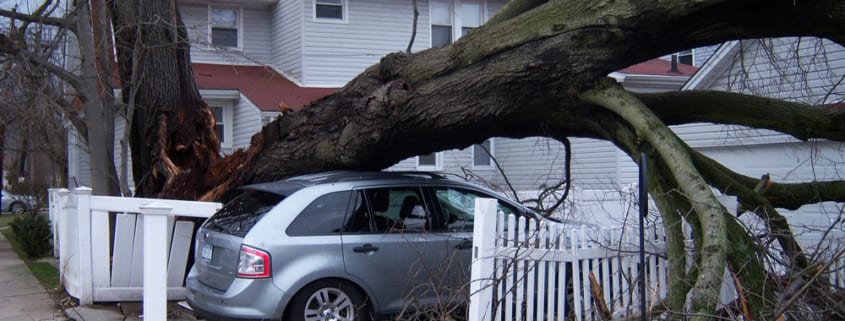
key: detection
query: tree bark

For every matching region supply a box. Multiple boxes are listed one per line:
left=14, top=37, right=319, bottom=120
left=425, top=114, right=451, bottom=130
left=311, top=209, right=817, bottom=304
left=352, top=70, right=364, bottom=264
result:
left=76, top=0, right=119, bottom=196
left=109, top=0, right=219, bottom=198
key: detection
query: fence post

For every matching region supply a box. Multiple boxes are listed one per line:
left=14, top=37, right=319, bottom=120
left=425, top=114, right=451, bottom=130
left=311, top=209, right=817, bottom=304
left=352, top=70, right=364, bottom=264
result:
left=54, top=189, right=70, bottom=273
left=139, top=202, right=173, bottom=321
left=73, top=187, right=94, bottom=305
left=48, top=188, right=68, bottom=258
left=469, top=198, right=498, bottom=321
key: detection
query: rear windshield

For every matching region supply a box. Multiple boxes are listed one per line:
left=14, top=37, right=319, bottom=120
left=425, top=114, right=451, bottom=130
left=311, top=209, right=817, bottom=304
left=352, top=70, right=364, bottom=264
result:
left=202, top=190, right=284, bottom=237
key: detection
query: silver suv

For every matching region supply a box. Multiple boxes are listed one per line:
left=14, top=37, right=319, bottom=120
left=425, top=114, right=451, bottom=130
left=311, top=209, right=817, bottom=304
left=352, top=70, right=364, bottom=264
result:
left=186, top=171, right=553, bottom=321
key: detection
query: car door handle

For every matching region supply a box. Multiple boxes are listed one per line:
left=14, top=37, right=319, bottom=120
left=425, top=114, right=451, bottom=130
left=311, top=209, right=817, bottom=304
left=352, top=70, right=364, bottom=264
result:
left=454, top=239, right=473, bottom=250
left=353, top=244, right=379, bottom=253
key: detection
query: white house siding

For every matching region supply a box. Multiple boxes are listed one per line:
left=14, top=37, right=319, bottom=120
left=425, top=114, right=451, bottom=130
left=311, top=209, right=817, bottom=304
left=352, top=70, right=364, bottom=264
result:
left=230, top=95, right=263, bottom=153
left=273, top=0, right=304, bottom=81
left=701, top=141, right=845, bottom=240
left=388, top=137, right=569, bottom=193
left=675, top=38, right=845, bottom=149
left=567, top=138, right=622, bottom=189
left=693, top=45, right=719, bottom=66
left=300, top=0, right=432, bottom=86
left=299, top=0, right=508, bottom=87
left=665, top=38, right=845, bottom=238
left=491, top=138, right=567, bottom=191
left=181, top=3, right=275, bottom=66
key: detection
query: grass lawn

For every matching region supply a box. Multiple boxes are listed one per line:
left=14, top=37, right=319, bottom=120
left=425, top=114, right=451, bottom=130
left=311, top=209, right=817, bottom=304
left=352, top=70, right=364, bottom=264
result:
left=0, top=213, right=22, bottom=228
left=0, top=214, right=60, bottom=290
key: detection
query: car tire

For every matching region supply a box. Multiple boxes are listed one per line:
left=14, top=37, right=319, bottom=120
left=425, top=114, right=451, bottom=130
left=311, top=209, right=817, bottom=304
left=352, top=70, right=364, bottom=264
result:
left=10, top=202, right=26, bottom=214
left=287, top=279, right=372, bottom=321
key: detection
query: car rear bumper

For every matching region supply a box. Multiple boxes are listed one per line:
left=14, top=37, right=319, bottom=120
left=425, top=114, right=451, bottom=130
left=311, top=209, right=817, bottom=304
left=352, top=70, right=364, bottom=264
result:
left=185, top=266, right=289, bottom=320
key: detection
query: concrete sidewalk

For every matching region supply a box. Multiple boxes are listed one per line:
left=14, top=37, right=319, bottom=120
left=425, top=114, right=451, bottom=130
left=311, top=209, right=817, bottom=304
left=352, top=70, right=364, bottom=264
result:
left=0, top=231, right=68, bottom=321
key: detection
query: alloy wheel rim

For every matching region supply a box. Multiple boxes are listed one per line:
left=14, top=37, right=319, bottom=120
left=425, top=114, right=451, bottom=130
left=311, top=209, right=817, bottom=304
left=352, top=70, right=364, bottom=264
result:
left=303, top=287, right=355, bottom=321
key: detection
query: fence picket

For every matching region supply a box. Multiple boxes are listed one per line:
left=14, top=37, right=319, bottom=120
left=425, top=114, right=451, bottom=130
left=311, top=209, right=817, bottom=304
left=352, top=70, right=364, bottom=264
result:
left=111, top=214, right=136, bottom=287
left=571, top=229, right=583, bottom=321
left=536, top=223, right=548, bottom=321
left=167, top=221, right=195, bottom=287
left=90, top=210, right=111, bottom=289
left=505, top=214, right=517, bottom=321
left=525, top=218, right=537, bottom=321
left=129, top=215, right=145, bottom=287
left=601, top=251, right=611, bottom=315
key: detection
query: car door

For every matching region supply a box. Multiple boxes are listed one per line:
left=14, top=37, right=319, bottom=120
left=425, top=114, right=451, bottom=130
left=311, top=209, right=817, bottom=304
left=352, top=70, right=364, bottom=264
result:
left=341, top=186, right=455, bottom=314
left=428, top=185, right=524, bottom=299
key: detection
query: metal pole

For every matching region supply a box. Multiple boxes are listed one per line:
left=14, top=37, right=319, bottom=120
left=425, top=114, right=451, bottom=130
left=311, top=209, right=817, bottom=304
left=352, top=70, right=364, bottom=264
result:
left=639, top=152, right=648, bottom=321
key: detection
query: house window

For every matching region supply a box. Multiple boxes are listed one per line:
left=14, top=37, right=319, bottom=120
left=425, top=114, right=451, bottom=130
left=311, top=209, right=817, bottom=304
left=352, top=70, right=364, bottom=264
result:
left=677, top=49, right=694, bottom=65
left=315, top=0, right=346, bottom=21
left=431, top=0, right=484, bottom=47
left=209, top=103, right=233, bottom=149
left=461, top=0, right=481, bottom=36
left=210, top=6, right=240, bottom=48
left=472, top=138, right=494, bottom=168
left=417, top=152, right=443, bottom=170
left=431, top=0, right=452, bottom=47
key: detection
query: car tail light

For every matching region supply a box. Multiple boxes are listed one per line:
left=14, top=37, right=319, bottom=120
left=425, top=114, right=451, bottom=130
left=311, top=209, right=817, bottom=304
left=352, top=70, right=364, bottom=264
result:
left=237, top=245, right=271, bottom=278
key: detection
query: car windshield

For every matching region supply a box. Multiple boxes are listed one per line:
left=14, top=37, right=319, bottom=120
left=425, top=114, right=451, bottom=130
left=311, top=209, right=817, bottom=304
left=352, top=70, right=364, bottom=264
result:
left=203, top=190, right=284, bottom=237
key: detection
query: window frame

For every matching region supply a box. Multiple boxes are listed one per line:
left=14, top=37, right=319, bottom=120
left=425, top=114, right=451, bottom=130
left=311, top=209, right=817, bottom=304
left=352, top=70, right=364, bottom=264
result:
left=208, top=101, right=234, bottom=150
left=208, top=4, right=243, bottom=49
left=429, top=0, right=486, bottom=48
left=677, top=49, right=694, bottom=66
left=416, top=152, right=443, bottom=171
left=471, top=138, right=495, bottom=169
left=314, top=0, right=349, bottom=23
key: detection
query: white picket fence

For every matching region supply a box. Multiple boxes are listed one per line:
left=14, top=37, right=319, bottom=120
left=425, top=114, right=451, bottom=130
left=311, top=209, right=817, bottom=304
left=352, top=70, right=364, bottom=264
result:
left=48, top=188, right=221, bottom=320
left=469, top=199, right=670, bottom=321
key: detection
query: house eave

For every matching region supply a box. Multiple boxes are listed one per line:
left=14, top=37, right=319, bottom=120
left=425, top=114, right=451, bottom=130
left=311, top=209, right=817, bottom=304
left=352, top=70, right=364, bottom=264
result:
left=612, top=73, right=690, bottom=90
left=199, top=89, right=241, bottom=100
left=179, top=0, right=275, bottom=9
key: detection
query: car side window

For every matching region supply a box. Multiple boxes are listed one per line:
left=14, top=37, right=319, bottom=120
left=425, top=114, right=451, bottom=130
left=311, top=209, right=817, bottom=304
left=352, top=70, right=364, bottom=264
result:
left=344, top=191, right=372, bottom=233
left=347, top=187, right=430, bottom=233
left=432, top=187, right=520, bottom=232
left=286, top=191, right=351, bottom=236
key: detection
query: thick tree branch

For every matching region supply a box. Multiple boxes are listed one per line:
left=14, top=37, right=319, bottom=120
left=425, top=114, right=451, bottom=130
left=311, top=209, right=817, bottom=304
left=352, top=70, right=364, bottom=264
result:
left=581, top=78, right=728, bottom=319
left=687, top=144, right=844, bottom=210
left=639, top=91, right=845, bottom=142
left=688, top=147, right=810, bottom=270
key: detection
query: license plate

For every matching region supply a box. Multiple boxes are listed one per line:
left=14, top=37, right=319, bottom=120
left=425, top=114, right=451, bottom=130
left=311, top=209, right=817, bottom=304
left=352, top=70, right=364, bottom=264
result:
left=201, top=244, right=213, bottom=262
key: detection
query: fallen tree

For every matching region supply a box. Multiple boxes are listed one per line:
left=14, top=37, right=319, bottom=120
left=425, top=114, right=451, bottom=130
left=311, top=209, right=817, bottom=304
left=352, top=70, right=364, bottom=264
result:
left=180, top=1, right=845, bottom=319
left=3, top=0, right=845, bottom=319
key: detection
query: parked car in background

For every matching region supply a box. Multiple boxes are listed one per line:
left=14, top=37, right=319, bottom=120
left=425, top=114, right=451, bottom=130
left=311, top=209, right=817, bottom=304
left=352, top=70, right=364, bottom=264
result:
left=1, top=190, right=31, bottom=214
left=186, top=171, right=561, bottom=321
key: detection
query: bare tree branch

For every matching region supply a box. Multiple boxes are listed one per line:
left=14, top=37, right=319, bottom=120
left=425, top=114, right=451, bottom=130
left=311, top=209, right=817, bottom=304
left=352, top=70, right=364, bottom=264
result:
left=0, top=6, right=75, bottom=32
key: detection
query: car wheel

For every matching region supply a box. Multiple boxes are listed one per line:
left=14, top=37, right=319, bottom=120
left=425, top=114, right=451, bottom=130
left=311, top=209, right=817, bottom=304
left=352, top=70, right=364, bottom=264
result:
left=287, top=280, right=371, bottom=321
left=10, top=202, right=26, bottom=214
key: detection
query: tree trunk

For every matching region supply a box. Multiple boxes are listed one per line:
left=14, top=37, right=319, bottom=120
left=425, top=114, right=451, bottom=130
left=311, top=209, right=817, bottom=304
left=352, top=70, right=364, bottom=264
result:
left=76, top=0, right=119, bottom=196
left=109, top=0, right=219, bottom=198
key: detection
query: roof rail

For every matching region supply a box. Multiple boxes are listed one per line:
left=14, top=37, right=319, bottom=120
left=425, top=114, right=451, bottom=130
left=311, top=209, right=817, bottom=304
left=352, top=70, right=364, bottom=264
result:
left=389, top=171, right=447, bottom=179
